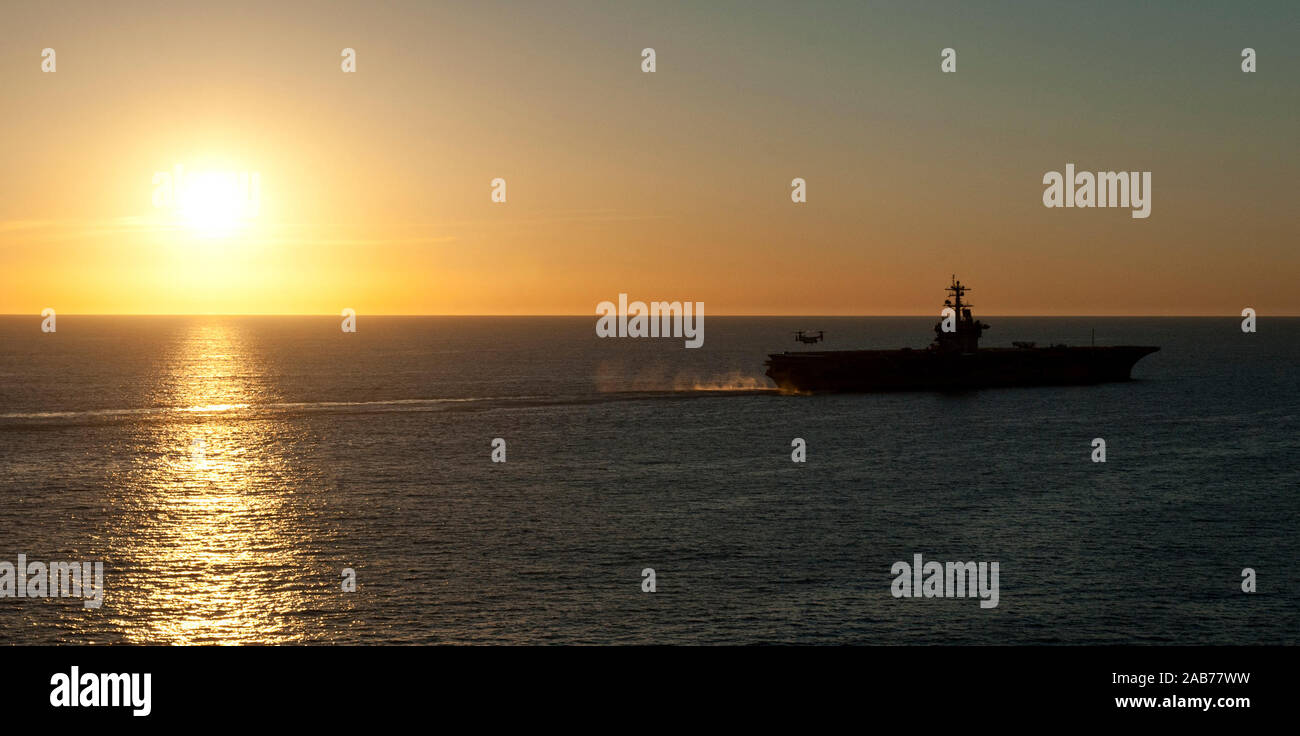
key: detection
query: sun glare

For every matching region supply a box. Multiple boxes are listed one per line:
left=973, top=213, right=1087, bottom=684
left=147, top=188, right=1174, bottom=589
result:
left=161, top=167, right=261, bottom=238
left=181, top=175, right=243, bottom=234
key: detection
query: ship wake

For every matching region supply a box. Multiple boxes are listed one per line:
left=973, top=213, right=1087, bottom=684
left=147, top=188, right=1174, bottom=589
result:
left=595, top=363, right=777, bottom=394
left=673, top=371, right=777, bottom=392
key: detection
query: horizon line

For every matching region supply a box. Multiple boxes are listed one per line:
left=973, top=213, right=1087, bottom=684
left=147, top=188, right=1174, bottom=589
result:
left=2, top=313, right=1290, bottom=318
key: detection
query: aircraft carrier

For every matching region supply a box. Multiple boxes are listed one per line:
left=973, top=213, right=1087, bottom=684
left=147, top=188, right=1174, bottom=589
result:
left=764, top=277, right=1159, bottom=393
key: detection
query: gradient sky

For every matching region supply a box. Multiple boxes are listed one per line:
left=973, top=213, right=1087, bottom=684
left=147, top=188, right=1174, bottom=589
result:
left=1, top=0, right=1297, bottom=315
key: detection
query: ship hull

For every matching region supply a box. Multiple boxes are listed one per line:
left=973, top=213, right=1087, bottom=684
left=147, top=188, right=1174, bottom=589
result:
left=765, top=346, right=1159, bottom=393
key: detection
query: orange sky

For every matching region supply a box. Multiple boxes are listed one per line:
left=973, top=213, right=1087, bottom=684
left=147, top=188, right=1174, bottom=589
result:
left=2, top=1, right=1297, bottom=315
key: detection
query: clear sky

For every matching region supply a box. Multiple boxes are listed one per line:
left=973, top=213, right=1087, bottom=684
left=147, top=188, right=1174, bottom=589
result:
left=1, top=0, right=1296, bottom=315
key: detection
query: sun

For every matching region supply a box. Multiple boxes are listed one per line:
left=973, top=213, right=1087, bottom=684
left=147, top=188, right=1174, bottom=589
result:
left=175, top=170, right=260, bottom=237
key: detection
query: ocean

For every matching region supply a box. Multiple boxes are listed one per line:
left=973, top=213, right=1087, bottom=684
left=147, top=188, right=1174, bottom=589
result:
left=0, top=316, right=1296, bottom=644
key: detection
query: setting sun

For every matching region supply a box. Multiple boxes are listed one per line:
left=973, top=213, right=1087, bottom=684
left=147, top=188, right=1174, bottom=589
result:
left=148, top=165, right=261, bottom=239
left=177, top=171, right=258, bottom=237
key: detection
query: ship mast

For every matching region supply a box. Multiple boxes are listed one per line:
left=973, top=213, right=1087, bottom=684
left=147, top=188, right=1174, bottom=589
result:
left=945, top=275, right=970, bottom=314
left=934, top=275, right=988, bottom=352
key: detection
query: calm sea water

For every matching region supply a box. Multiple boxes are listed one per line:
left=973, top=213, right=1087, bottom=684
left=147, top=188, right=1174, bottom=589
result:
left=0, top=316, right=1296, bottom=644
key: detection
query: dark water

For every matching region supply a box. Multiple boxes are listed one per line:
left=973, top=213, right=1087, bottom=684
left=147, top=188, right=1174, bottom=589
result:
left=0, top=316, right=1296, bottom=644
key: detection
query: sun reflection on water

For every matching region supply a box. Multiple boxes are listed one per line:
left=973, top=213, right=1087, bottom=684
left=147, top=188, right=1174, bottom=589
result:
left=106, top=320, right=326, bottom=644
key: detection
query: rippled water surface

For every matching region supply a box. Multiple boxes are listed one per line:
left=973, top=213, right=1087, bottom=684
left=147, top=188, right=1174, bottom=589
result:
left=1, top=316, right=1296, bottom=644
